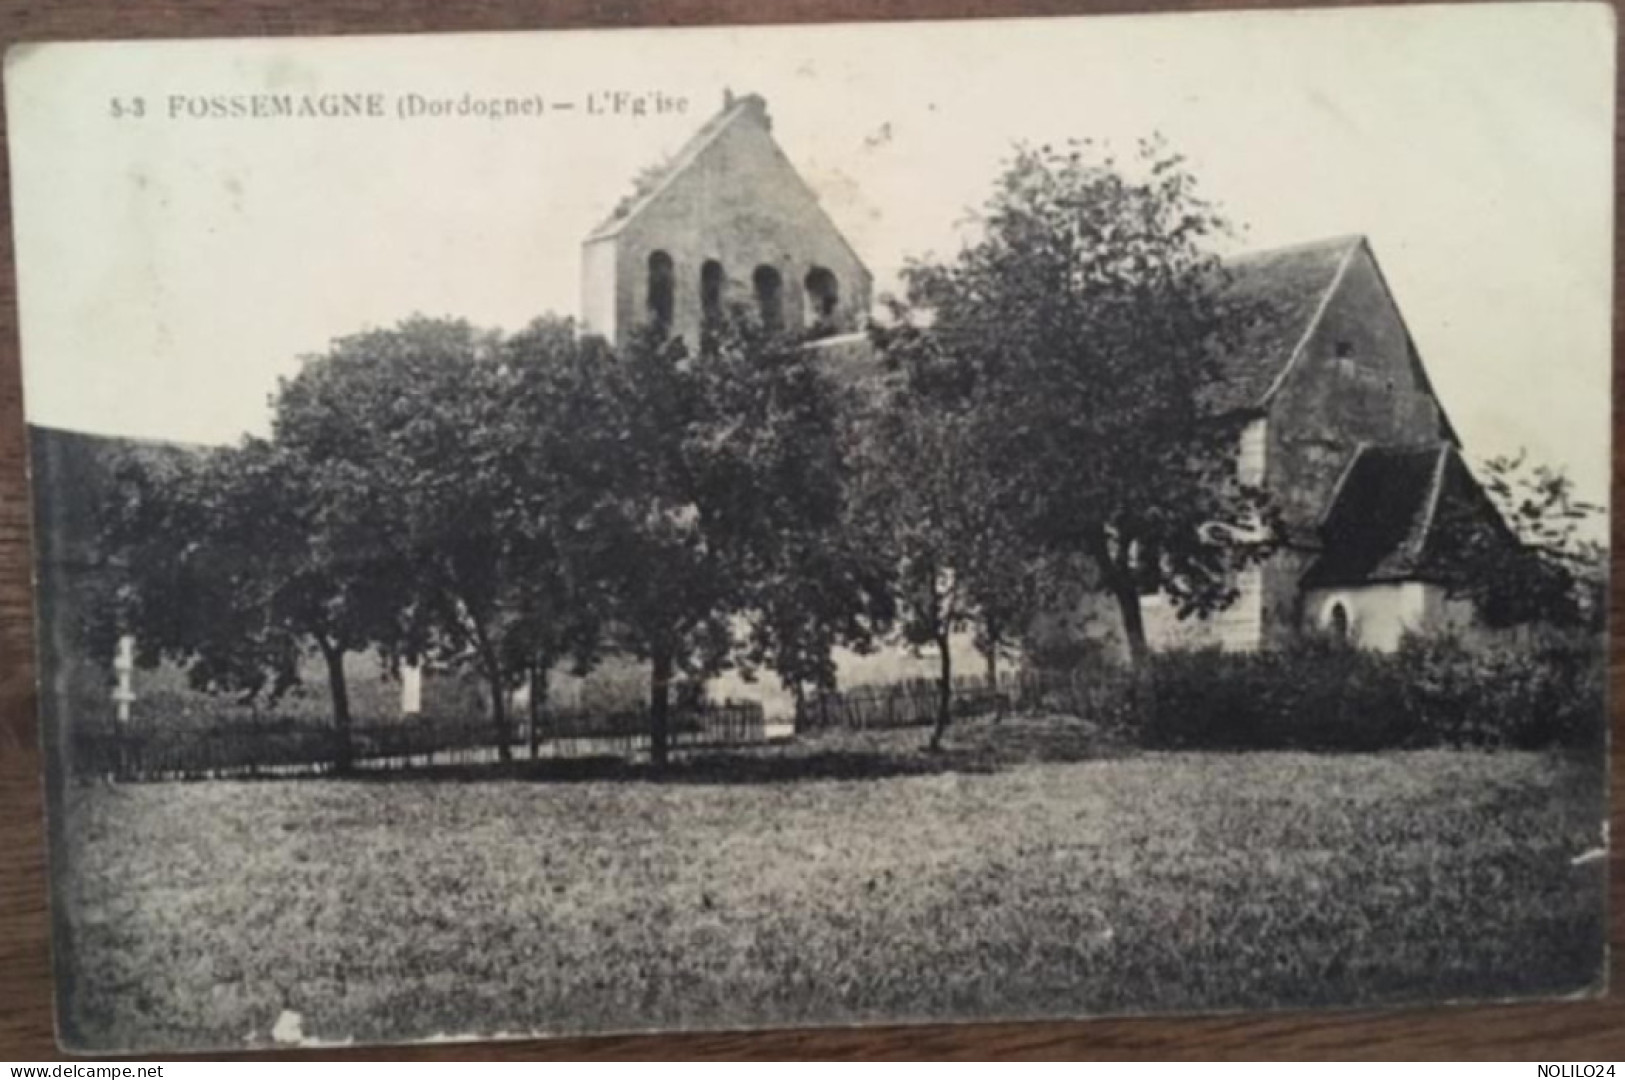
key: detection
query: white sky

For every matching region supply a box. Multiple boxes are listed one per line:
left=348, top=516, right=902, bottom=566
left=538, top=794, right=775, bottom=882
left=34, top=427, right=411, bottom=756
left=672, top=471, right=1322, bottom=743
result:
left=6, top=3, right=1615, bottom=502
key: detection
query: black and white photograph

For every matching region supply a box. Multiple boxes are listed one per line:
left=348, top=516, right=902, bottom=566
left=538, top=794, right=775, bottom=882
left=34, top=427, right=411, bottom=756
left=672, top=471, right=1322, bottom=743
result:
left=6, top=3, right=1614, bottom=1053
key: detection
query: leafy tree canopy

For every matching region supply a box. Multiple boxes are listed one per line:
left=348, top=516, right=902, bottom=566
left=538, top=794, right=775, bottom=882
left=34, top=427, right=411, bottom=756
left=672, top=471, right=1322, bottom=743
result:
left=1452, top=451, right=1606, bottom=631
left=879, top=137, right=1276, bottom=658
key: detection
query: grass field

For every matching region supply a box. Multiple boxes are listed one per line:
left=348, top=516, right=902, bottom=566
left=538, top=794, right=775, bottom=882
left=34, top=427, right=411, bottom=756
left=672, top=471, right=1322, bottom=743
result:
left=54, top=717, right=1606, bottom=1051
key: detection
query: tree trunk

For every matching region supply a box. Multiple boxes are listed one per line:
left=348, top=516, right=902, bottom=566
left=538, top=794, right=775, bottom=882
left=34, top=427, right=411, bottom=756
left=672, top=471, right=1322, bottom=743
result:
left=487, top=672, right=512, bottom=763
left=929, top=631, right=953, bottom=751
left=528, top=659, right=547, bottom=762
left=1113, top=583, right=1150, bottom=665
left=981, top=613, right=1007, bottom=723
left=318, top=639, right=353, bottom=775
left=466, top=610, right=512, bottom=763
left=649, top=650, right=674, bottom=770
left=1090, top=530, right=1150, bottom=665
left=479, top=647, right=512, bottom=764
left=984, top=638, right=1006, bottom=724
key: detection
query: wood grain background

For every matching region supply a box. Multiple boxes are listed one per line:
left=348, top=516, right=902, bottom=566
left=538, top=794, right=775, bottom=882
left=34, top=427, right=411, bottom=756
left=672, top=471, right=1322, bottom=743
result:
left=0, top=0, right=1620, bottom=1060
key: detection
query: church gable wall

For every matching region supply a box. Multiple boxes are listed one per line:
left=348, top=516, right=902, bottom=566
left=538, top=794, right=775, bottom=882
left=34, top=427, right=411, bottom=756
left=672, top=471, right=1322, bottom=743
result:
left=1265, top=247, right=1446, bottom=538
left=597, top=113, right=871, bottom=348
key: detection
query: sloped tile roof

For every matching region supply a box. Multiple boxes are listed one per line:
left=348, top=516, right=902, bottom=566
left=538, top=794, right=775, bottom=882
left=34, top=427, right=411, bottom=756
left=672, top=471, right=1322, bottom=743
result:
left=809, top=236, right=1368, bottom=408
left=1303, top=442, right=1503, bottom=588
left=1202, top=235, right=1361, bottom=414
left=590, top=97, right=1372, bottom=430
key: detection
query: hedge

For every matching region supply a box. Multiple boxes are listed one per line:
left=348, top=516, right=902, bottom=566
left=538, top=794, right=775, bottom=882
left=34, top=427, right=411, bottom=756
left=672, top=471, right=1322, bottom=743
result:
left=1054, top=629, right=1605, bottom=753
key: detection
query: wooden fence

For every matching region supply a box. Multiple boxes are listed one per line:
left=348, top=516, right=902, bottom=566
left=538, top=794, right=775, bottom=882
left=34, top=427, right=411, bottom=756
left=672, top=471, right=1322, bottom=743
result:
left=68, top=666, right=1140, bottom=780
left=798, top=667, right=1138, bottom=733
left=800, top=675, right=1005, bottom=732
left=70, top=699, right=770, bottom=782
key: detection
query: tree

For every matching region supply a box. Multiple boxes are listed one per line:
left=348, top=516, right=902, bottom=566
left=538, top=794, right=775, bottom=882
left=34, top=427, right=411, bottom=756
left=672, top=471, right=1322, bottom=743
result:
left=588, top=325, right=735, bottom=768
left=876, top=324, right=1047, bottom=694
left=1446, top=451, right=1606, bottom=630
left=707, top=317, right=895, bottom=715
left=885, top=138, right=1273, bottom=661
left=593, top=311, right=874, bottom=766
left=100, top=437, right=400, bottom=772
left=502, top=317, right=621, bottom=755
left=848, top=360, right=1019, bottom=749
left=964, top=528, right=1048, bottom=696
left=273, top=316, right=603, bottom=763
left=736, top=518, right=894, bottom=719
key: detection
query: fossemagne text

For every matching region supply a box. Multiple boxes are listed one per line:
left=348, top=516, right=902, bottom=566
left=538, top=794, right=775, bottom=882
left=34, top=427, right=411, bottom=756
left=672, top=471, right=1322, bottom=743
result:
left=106, top=90, right=692, bottom=122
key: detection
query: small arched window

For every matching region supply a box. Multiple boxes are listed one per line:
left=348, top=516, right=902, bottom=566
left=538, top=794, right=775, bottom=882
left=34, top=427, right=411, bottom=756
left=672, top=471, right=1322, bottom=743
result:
left=647, top=251, right=675, bottom=331
left=804, top=266, right=840, bottom=325
left=1328, top=602, right=1350, bottom=642
left=752, top=265, right=784, bottom=331
left=700, top=259, right=725, bottom=323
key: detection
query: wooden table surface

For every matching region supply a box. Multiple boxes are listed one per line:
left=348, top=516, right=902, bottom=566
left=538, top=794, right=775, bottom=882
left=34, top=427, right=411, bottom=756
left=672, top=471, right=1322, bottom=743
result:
left=0, top=0, right=1620, bottom=1060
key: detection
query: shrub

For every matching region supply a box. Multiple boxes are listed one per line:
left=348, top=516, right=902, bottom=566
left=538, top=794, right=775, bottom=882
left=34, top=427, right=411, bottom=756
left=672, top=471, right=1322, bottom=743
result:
left=1079, top=629, right=1604, bottom=753
left=1396, top=629, right=1607, bottom=751
left=1135, top=642, right=1410, bottom=752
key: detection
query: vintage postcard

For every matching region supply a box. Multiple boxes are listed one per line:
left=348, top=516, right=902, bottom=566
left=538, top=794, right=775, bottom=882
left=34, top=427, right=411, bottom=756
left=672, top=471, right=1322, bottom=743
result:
left=7, top=3, right=1613, bottom=1053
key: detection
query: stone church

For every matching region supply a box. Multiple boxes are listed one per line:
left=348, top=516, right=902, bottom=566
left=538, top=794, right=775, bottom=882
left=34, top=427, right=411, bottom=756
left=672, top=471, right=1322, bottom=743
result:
left=30, top=91, right=1516, bottom=733
left=581, top=91, right=1511, bottom=682
left=1135, top=234, right=1508, bottom=654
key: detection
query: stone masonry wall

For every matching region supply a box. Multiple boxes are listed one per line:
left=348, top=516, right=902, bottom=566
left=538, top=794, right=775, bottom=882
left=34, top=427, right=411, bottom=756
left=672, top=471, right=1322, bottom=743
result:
left=583, top=101, right=872, bottom=349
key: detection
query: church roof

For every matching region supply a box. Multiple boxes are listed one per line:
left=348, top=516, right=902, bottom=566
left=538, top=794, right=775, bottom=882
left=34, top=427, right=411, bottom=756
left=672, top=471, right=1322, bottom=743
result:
left=1203, top=234, right=1362, bottom=414
left=804, top=235, right=1454, bottom=429
left=585, top=93, right=771, bottom=244
left=588, top=102, right=1415, bottom=437
left=1302, top=442, right=1505, bottom=588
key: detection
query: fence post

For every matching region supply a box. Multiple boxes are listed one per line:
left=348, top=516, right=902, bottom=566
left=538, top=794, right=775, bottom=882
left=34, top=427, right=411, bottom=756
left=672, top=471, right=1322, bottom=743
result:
left=401, top=663, right=423, bottom=718
left=111, top=635, right=136, bottom=781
